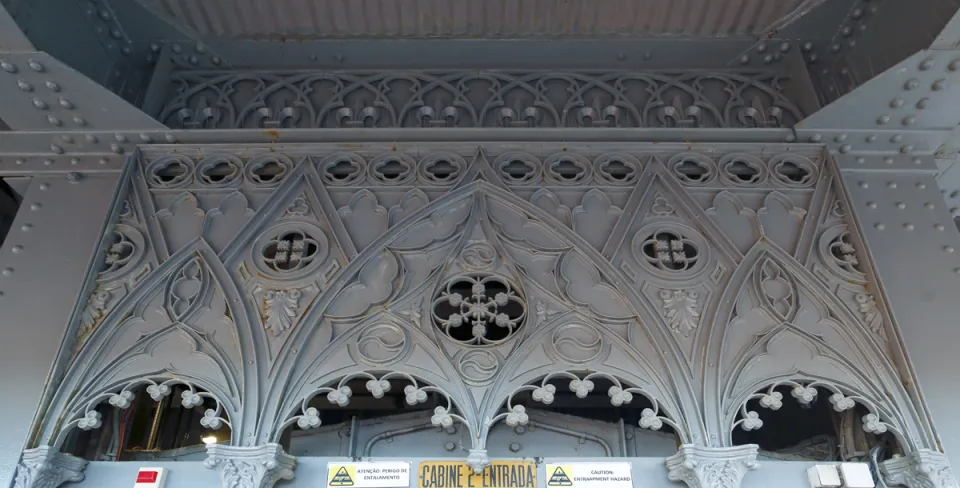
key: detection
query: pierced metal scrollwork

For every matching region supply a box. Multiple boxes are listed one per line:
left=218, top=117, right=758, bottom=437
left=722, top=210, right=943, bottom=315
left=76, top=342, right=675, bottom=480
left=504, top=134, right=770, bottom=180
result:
left=733, top=380, right=900, bottom=439
left=432, top=274, right=527, bottom=346
left=159, top=71, right=804, bottom=129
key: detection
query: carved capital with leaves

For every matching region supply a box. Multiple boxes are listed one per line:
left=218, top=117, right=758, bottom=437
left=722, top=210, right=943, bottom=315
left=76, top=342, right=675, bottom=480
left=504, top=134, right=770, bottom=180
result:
left=204, top=443, right=296, bottom=488
left=13, top=446, right=87, bottom=488
left=665, top=444, right=759, bottom=488
left=883, top=449, right=959, bottom=488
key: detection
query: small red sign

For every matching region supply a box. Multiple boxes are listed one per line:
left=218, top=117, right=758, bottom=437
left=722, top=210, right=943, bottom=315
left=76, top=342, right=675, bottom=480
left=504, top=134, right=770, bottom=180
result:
left=136, top=470, right=159, bottom=483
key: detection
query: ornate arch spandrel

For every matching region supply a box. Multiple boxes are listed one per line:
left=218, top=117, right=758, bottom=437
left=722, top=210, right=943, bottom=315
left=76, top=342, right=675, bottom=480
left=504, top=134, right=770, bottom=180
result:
left=704, top=239, right=931, bottom=451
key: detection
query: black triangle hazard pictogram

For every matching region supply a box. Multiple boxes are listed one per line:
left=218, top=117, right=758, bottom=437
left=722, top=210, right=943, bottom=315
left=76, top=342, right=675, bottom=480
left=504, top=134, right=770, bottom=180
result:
left=329, top=466, right=355, bottom=486
left=548, top=466, right=573, bottom=486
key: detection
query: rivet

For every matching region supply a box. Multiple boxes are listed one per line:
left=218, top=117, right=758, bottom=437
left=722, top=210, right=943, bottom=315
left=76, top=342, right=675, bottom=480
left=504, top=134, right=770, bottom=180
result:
left=444, top=442, right=456, bottom=452
left=904, top=79, right=920, bottom=90
left=884, top=157, right=894, bottom=165
left=808, top=54, right=818, bottom=63
left=43, top=81, right=60, bottom=92
left=842, top=26, right=853, bottom=37
left=29, top=203, right=40, bottom=211
left=803, top=42, right=813, bottom=51
left=917, top=98, right=930, bottom=109
left=49, top=145, right=63, bottom=155
left=165, top=134, right=177, bottom=143
left=47, top=115, right=61, bottom=126
left=43, top=159, right=53, bottom=166
left=890, top=98, right=903, bottom=108
left=121, top=46, right=132, bottom=55
left=140, top=133, right=152, bottom=142
left=73, top=116, right=87, bottom=126
left=114, top=134, right=128, bottom=143
left=900, top=145, right=914, bottom=154
left=0, top=60, right=16, bottom=73
left=58, top=97, right=74, bottom=109
left=810, top=133, right=822, bottom=142
left=877, top=115, right=890, bottom=125
left=914, top=158, right=923, bottom=165
left=70, top=158, right=80, bottom=165
left=888, top=182, right=897, bottom=189
left=874, top=223, right=885, bottom=230
left=780, top=42, right=790, bottom=52
left=851, top=7, right=863, bottom=19
left=11, top=245, right=22, bottom=254
left=835, top=134, right=847, bottom=142
left=2, top=268, right=13, bottom=276
left=891, top=134, right=903, bottom=142
left=110, top=143, right=124, bottom=154
left=32, top=98, right=48, bottom=110
left=848, top=40, right=857, bottom=48
left=831, top=44, right=841, bottom=53
left=150, top=42, right=160, bottom=52
left=27, top=60, right=44, bottom=72
left=904, top=223, right=914, bottom=231
left=839, top=144, right=851, bottom=153
left=950, top=59, right=960, bottom=71
left=896, top=202, right=906, bottom=209
left=99, top=9, right=111, bottom=20
left=15, top=80, right=32, bottom=92
left=509, top=443, right=521, bottom=452
left=211, top=56, right=222, bottom=66
left=14, top=159, right=23, bottom=165
left=920, top=58, right=936, bottom=70
left=60, top=134, right=73, bottom=143
left=188, top=55, right=199, bottom=65
left=856, top=157, right=866, bottom=164
left=867, top=201, right=877, bottom=209
left=66, top=172, right=82, bottom=183
left=643, top=52, right=652, bottom=60
left=38, top=183, right=48, bottom=191
left=945, top=246, right=955, bottom=253
left=172, top=44, right=182, bottom=54
left=917, top=182, right=927, bottom=189
left=935, top=223, right=945, bottom=231
left=926, top=202, right=935, bottom=209
left=20, top=223, right=32, bottom=231
left=757, top=43, right=767, bottom=53
left=99, top=158, right=108, bottom=165
left=763, top=54, right=773, bottom=64
left=859, top=182, right=869, bottom=189
left=933, top=79, right=947, bottom=91
left=903, top=116, right=916, bottom=126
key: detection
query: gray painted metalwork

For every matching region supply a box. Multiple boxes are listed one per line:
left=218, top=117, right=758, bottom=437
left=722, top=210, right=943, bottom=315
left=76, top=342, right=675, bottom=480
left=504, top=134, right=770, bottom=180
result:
left=1, top=141, right=952, bottom=488
left=155, top=70, right=805, bottom=130
left=0, top=1, right=960, bottom=488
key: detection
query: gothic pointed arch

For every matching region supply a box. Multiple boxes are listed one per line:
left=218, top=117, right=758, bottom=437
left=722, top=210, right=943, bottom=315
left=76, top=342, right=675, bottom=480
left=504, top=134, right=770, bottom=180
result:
left=704, top=239, right=929, bottom=451
left=256, top=179, right=702, bottom=458
left=38, top=238, right=250, bottom=449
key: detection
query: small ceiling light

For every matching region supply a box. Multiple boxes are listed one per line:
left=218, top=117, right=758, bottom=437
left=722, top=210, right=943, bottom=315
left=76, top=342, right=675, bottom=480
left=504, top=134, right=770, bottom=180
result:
left=202, top=435, right=218, bottom=445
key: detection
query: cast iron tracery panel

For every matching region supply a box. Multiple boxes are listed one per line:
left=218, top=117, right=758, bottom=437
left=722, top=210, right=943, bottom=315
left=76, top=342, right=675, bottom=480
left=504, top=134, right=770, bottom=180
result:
left=158, top=71, right=805, bottom=129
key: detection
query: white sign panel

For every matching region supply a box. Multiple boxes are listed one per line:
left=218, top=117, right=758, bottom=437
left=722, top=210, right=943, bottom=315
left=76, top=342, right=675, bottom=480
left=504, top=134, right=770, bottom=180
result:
left=327, top=462, right=411, bottom=488
left=545, top=462, right=632, bottom=488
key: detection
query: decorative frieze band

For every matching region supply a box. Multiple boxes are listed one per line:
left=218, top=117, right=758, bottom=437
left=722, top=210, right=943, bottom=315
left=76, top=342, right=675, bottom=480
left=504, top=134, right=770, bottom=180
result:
left=157, top=70, right=805, bottom=130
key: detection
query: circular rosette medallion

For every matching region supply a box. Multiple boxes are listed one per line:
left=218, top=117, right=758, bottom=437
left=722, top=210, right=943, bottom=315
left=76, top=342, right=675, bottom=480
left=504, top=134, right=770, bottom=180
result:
left=432, top=274, right=526, bottom=345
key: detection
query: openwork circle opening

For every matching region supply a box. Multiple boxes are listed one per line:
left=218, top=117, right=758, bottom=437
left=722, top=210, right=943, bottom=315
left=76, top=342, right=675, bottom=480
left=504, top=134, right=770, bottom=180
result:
left=432, top=274, right=527, bottom=345
left=639, top=230, right=700, bottom=272
left=254, top=223, right=330, bottom=280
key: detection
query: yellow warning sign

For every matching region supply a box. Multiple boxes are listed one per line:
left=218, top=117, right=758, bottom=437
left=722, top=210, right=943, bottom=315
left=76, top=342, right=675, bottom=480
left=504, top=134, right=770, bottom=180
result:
left=418, top=460, right=536, bottom=488
left=547, top=466, right=573, bottom=487
left=329, top=466, right=355, bottom=486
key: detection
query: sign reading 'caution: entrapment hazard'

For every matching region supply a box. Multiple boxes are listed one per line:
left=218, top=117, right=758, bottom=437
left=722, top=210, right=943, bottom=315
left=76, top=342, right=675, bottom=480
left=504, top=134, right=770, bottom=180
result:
left=545, top=462, right=633, bottom=488
left=326, top=462, right=410, bottom=488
